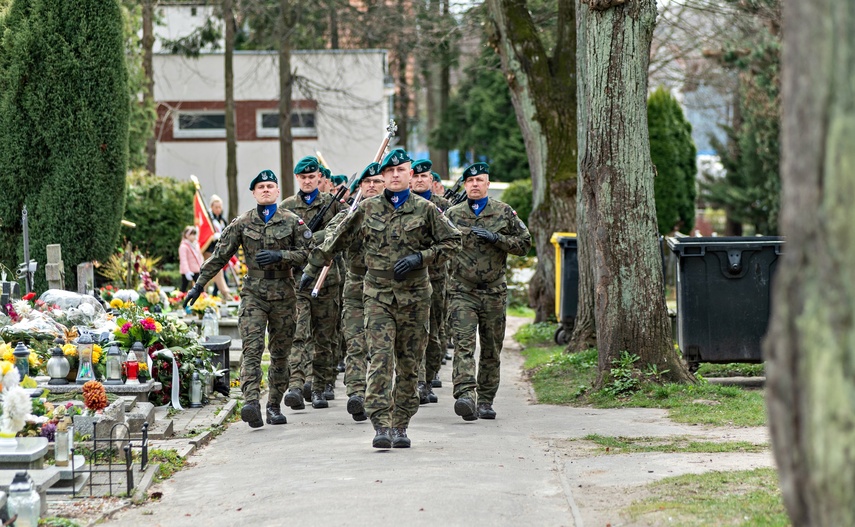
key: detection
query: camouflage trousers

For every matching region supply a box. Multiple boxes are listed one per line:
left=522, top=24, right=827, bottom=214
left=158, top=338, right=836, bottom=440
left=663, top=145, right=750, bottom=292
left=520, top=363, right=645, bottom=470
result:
left=288, top=288, right=340, bottom=393
left=364, top=295, right=429, bottom=428
left=449, top=288, right=508, bottom=404
left=341, top=291, right=367, bottom=398
left=238, top=292, right=295, bottom=405
left=419, top=277, right=447, bottom=383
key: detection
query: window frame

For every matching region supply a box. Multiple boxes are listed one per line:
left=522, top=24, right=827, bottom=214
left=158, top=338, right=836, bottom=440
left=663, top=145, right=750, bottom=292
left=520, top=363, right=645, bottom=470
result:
left=172, top=110, right=227, bottom=139
left=256, top=108, right=317, bottom=138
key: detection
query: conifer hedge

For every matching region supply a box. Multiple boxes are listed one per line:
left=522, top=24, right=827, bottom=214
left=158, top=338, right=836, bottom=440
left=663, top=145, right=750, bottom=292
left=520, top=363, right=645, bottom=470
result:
left=0, top=0, right=129, bottom=290
left=648, top=87, right=697, bottom=235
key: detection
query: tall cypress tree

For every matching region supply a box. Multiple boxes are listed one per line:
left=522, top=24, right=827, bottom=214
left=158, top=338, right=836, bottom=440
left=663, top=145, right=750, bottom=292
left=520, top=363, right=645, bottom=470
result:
left=647, top=87, right=697, bottom=235
left=0, top=0, right=129, bottom=290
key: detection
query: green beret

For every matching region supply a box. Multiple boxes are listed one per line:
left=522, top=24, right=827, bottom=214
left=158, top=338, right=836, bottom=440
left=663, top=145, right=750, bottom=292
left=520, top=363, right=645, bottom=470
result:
left=462, top=162, right=490, bottom=180
left=331, top=174, right=348, bottom=186
left=431, top=171, right=442, bottom=183
left=249, top=169, right=278, bottom=190
left=379, top=148, right=412, bottom=172
left=412, top=159, right=432, bottom=174
left=358, top=162, right=381, bottom=184
left=294, top=156, right=320, bottom=175
left=321, top=166, right=331, bottom=179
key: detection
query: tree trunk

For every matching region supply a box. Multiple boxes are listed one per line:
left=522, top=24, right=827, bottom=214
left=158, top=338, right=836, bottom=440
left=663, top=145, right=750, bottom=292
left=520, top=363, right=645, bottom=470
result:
left=143, top=0, right=156, bottom=174
left=568, top=0, right=596, bottom=352
left=766, top=1, right=855, bottom=525
left=426, top=0, right=450, bottom=177
left=224, top=0, right=239, bottom=220
left=278, top=0, right=295, bottom=196
left=578, top=0, right=693, bottom=383
left=328, top=0, right=339, bottom=49
left=487, top=0, right=578, bottom=325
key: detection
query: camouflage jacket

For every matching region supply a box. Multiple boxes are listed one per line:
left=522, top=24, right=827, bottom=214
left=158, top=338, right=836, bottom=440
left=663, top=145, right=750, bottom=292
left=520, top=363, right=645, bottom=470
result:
left=427, top=193, right=452, bottom=282
left=198, top=206, right=313, bottom=301
left=445, top=197, right=532, bottom=293
left=305, top=193, right=461, bottom=306
left=326, top=208, right=366, bottom=302
left=280, top=191, right=346, bottom=287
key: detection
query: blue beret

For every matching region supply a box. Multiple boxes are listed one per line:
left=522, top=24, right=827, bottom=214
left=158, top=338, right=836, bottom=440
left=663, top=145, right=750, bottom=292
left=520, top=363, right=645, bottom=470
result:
left=412, top=159, right=432, bottom=174
left=379, top=148, right=412, bottom=172
left=294, top=156, right=320, bottom=175
left=431, top=171, right=442, bottom=183
left=249, top=169, right=278, bottom=190
left=462, top=162, right=489, bottom=180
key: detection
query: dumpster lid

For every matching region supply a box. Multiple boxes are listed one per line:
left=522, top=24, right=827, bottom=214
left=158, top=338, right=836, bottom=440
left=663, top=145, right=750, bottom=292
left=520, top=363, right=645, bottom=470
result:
left=201, top=335, right=231, bottom=351
left=557, top=236, right=577, bottom=248
left=667, top=235, right=784, bottom=255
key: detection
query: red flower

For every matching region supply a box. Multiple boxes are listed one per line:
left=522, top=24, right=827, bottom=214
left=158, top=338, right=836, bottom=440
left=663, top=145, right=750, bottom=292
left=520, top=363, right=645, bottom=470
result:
left=22, top=292, right=36, bottom=301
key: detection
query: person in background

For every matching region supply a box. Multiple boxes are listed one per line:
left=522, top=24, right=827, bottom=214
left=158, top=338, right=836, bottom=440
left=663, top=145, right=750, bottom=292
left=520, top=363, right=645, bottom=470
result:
left=179, top=226, right=204, bottom=292
left=206, top=195, right=232, bottom=299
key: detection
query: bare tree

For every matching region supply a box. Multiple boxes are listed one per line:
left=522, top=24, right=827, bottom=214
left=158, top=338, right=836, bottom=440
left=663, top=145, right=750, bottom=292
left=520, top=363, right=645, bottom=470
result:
left=278, top=0, right=295, bottom=196
left=765, top=1, right=855, bottom=525
left=224, top=0, right=239, bottom=219
left=578, top=0, right=694, bottom=383
left=143, top=0, right=157, bottom=173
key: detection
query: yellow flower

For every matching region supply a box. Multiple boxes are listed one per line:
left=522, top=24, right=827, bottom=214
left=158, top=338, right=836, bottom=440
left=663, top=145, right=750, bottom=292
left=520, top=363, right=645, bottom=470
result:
left=62, top=343, right=77, bottom=357
left=154, top=322, right=163, bottom=333
left=110, top=298, right=125, bottom=309
left=27, top=352, right=39, bottom=368
left=92, top=344, right=102, bottom=364
left=1, top=348, right=13, bottom=363
left=0, top=360, right=13, bottom=376
left=138, top=362, right=148, bottom=371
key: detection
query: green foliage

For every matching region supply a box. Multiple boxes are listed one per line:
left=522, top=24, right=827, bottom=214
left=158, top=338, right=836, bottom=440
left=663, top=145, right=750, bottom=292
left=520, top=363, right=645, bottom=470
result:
left=582, top=434, right=768, bottom=454
left=121, top=1, right=156, bottom=171
left=0, top=0, right=130, bottom=291
left=120, top=171, right=195, bottom=266
left=514, top=322, right=559, bottom=347
left=702, top=1, right=780, bottom=235
left=647, top=87, right=697, bottom=234
left=601, top=351, right=642, bottom=397
left=149, top=448, right=186, bottom=483
left=39, top=518, right=82, bottom=527
left=501, top=179, right=533, bottom=226
left=431, top=46, right=529, bottom=182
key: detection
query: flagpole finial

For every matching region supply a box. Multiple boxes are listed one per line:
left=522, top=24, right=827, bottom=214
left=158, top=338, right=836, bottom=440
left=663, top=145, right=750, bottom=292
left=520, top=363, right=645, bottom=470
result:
left=190, top=175, right=201, bottom=190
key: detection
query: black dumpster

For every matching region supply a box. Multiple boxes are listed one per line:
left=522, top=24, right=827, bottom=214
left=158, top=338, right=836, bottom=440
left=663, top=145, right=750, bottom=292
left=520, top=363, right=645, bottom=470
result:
left=552, top=234, right=579, bottom=345
left=667, top=236, right=784, bottom=367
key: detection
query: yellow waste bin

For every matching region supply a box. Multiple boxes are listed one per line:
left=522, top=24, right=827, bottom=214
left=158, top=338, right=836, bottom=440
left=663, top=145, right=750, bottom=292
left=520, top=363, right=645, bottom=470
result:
left=550, top=232, right=577, bottom=345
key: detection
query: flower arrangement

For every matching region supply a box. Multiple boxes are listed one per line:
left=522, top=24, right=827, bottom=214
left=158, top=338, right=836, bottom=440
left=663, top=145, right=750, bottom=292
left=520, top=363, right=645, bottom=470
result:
left=60, top=341, right=105, bottom=379
left=167, top=290, right=186, bottom=310
left=0, top=342, right=43, bottom=375
left=82, top=381, right=108, bottom=412
left=188, top=293, right=221, bottom=317
left=112, top=303, right=163, bottom=349
left=0, top=361, right=34, bottom=437
left=136, top=272, right=168, bottom=311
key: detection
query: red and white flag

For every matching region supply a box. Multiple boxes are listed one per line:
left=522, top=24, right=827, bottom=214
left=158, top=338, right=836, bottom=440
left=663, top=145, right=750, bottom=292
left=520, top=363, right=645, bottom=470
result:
left=193, top=192, right=217, bottom=253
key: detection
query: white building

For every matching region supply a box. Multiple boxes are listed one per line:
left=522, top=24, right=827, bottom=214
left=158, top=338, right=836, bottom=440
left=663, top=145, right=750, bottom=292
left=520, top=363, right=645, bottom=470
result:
left=153, top=49, right=391, bottom=213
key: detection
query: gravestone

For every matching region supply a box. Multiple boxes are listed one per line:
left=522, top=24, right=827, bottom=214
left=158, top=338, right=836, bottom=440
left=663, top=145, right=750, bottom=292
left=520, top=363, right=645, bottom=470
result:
left=45, top=244, right=65, bottom=290
left=77, top=262, right=95, bottom=296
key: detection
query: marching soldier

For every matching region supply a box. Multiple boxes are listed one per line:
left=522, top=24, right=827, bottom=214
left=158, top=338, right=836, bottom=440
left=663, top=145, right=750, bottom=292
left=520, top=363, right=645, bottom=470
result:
left=446, top=162, right=531, bottom=421
left=410, top=159, right=451, bottom=405
left=280, top=156, right=346, bottom=410
left=185, top=169, right=312, bottom=428
left=300, top=148, right=461, bottom=449
left=432, top=171, right=446, bottom=197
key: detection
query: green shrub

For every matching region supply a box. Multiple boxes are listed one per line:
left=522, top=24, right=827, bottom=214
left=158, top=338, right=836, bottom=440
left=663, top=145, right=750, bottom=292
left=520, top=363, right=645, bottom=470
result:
left=120, top=170, right=195, bottom=266
left=514, top=322, right=558, bottom=347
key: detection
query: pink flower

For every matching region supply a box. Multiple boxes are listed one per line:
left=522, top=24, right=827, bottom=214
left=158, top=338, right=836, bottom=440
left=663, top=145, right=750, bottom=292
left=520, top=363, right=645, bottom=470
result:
left=140, top=319, right=156, bottom=331
left=121, top=322, right=132, bottom=334
left=65, top=402, right=74, bottom=409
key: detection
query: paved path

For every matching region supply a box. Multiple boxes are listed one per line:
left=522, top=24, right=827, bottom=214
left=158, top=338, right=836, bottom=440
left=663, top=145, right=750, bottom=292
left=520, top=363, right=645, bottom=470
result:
left=102, top=317, right=772, bottom=527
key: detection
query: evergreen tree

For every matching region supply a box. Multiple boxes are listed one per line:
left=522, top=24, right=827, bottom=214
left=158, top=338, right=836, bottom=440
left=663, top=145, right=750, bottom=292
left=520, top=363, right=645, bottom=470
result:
left=647, top=87, right=697, bottom=235
left=0, top=0, right=129, bottom=290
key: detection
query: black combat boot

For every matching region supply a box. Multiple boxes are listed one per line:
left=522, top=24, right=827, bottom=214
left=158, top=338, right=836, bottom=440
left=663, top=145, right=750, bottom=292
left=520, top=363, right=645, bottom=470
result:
left=477, top=402, right=497, bottom=420
left=303, top=381, right=313, bottom=402
left=323, top=383, right=335, bottom=400
left=311, top=391, right=329, bottom=409
left=418, top=382, right=430, bottom=405
left=240, top=400, right=264, bottom=428
left=266, top=403, right=287, bottom=425
left=372, top=427, right=392, bottom=449
left=431, top=372, right=442, bottom=388
left=347, top=395, right=368, bottom=422
left=428, top=385, right=438, bottom=403
left=454, top=396, right=478, bottom=422
left=391, top=427, right=411, bottom=448
left=336, top=360, right=346, bottom=373
left=283, top=388, right=303, bottom=408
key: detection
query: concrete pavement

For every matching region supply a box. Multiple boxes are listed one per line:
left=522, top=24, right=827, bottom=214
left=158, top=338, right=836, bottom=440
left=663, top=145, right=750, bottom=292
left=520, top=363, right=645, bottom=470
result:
left=101, top=316, right=772, bottom=527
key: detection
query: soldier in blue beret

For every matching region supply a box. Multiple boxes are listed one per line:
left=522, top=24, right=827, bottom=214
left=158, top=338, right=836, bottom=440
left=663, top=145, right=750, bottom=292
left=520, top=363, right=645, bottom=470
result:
left=186, top=169, right=312, bottom=428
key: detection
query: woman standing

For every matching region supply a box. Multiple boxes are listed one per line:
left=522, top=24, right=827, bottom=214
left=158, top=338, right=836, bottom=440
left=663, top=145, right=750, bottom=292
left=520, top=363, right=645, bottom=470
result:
left=179, top=226, right=204, bottom=292
left=206, top=195, right=232, bottom=298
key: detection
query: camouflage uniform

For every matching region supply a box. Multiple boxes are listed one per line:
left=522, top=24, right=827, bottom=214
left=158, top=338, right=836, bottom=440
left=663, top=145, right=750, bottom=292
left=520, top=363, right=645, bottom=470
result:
left=280, top=191, right=345, bottom=398
left=304, top=193, right=461, bottom=429
left=195, top=207, right=312, bottom=406
left=446, top=198, right=531, bottom=405
left=418, top=193, right=453, bottom=390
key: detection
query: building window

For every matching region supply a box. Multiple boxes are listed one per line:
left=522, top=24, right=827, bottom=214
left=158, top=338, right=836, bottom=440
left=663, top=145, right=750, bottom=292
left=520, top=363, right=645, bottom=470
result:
left=256, top=109, right=317, bottom=138
left=173, top=111, right=226, bottom=139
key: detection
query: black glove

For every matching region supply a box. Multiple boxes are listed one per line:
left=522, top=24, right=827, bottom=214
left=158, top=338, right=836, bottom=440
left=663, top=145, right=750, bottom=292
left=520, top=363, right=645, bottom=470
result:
left=471, top=227, right=499, bottom=244
left=184, top=285, right=203, bottom=307
left=393, top=253, right=423, bottom=280
left=299, top=273, right=315, bottom=292
left=255, top=250, right=283, bottom=266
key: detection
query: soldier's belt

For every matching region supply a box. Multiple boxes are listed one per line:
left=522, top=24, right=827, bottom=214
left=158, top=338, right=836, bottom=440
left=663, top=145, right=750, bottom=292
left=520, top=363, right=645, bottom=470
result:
left=246, top=269, right=293, bottom=279
left=349, top=264, right=368, bottom=276
left=454, top=275, right=505, bottom=290
left=367, top=267, right=428, bottom=280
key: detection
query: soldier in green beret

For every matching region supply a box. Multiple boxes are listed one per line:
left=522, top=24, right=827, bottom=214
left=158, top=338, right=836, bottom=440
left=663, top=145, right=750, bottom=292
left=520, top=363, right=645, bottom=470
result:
left=301, top=148, right=461, bottom=448
left=280, top=156, right=346, bottom=410
left=446, top=162, right=532, bottom=421
left=410, top=159, right=452, bottom=405
left=186, top=169, right=312, bottom=428
left=431, top=171, right=446, bottom=196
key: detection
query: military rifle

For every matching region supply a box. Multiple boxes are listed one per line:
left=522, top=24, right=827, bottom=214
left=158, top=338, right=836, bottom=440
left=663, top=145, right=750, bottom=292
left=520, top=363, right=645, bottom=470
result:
left=443, top=176, right=464, bottom=201
left=310, top=119, right=398, bottom=298
left=306, top=184, right=348, bottom=233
